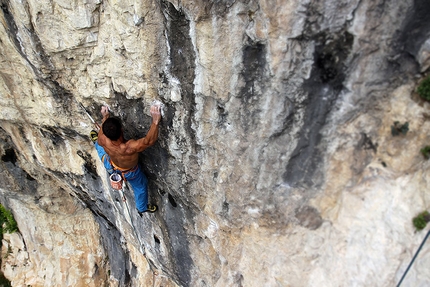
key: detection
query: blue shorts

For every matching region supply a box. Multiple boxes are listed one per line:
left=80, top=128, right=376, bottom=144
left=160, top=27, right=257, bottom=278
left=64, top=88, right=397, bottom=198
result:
left=94, top=142, right=149, bottom=212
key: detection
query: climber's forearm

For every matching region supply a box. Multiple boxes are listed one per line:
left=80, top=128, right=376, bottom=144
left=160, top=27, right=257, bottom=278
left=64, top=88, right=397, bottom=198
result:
left=101, top=113, right=110, bottom=124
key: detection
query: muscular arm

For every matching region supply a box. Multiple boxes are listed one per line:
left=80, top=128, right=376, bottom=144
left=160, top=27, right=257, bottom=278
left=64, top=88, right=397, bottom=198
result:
left=97, top=126, right=107, bottom=147
left=127, top=122, right=159, bottom=152
left=97, top=106, right=110, bottom=147
left=127, top=105, right=161, bottom=153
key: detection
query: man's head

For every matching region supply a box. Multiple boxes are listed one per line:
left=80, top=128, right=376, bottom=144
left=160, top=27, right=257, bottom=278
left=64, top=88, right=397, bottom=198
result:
left=102, top=117, right=122, bottom=141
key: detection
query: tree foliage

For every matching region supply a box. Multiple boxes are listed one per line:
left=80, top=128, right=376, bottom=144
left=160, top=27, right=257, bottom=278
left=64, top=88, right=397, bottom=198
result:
left=0, top=205, right=17, bottom=235
left=413, top=211, right=430, bottom=231
left=417, top=76, right=430, bottom=101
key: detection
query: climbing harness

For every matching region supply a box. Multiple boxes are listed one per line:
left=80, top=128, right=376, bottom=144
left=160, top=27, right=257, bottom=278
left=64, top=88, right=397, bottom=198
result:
left=108, top=160, right=138, bottom=191
left=396, top=229, right=430, bottom=286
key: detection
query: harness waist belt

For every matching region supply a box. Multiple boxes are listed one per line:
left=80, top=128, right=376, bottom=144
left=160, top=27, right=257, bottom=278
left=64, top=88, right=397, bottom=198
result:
left=110, top=160, right=137, bottom=172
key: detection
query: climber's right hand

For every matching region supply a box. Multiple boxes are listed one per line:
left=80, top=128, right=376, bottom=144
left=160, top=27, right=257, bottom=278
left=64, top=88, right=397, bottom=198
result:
left=150, top=105, right=161, bottom=125
left=101, top=106, right=109, bottom=117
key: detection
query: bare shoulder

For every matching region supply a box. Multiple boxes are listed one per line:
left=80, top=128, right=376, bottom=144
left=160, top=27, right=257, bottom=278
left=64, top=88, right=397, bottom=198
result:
left=124, top=139, right=139, bottom=154
left=98, top=133, right=107, bottom=146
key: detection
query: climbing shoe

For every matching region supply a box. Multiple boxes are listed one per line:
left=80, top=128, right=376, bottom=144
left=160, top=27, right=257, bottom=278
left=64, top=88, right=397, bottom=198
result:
left=147, top=204, right=158, bottom=213
left=90, top=130, right=98, bottom=143
left=138, top=204, right=158, bottom=216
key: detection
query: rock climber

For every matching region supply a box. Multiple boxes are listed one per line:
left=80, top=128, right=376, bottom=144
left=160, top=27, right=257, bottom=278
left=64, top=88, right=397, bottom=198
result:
left=90, top=104, right=161, bottom=215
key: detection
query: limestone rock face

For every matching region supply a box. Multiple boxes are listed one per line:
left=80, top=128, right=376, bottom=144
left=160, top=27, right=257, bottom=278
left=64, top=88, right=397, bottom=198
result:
left=0, top=0, right=430, bottom=286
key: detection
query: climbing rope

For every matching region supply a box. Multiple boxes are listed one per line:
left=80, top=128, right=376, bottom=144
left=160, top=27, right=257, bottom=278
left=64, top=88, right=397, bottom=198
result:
left=120, top=184, right=185, bottom=286
left=118, top=181, right=147, bottom=255
left=396, top=229, right=430, bottom=286
left=119, top=182, right=165, bottom=283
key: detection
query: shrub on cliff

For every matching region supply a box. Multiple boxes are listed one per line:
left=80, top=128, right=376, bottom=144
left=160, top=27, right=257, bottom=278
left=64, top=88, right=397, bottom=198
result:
left=391, top=121, right=409, bottom=136
left=413, top=211, right=430, bottom=231
left=0, top=205, right=16, bottom=287
left=0, top=273, right=11, bottom=287
left=417, top=76, right=430, bottom=101
left=421, top=146, right=430, bottom=159
left=0, top=205, right=17, bottom=234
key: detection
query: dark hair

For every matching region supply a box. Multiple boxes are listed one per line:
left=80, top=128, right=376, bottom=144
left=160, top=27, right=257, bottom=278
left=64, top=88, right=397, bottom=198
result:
left=102, top=117, right=122, bottom=141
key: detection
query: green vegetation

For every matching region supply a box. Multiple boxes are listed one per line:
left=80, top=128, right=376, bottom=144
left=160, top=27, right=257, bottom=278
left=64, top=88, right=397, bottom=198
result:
left=417, top=76, right=430, bottom=101
left=0, top=273, right=11, bottom=287
left=413, top=211, right=430, bottom=231
left=421, top=146, right=430, bottom=159
left=391, top=121, right=409, bottom=136
left=3, top=246, right=12, bottom=259
left=0, top=205, right=17, bottom=235
left=0, top=205, right=16, bottom=287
